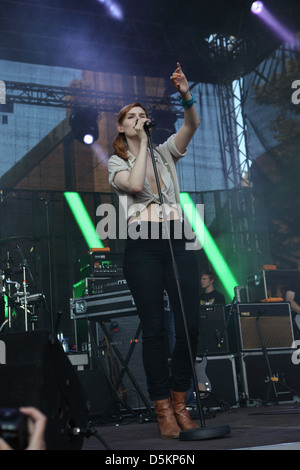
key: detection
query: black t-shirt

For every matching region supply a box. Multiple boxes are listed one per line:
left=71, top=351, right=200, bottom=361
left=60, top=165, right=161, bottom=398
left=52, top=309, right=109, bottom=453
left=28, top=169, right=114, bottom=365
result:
left=199, top=289, right=225, bottom=306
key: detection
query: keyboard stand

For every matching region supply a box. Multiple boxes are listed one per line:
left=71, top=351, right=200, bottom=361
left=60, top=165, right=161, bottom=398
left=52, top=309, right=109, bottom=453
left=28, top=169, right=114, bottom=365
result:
left=99, top=320, right=154, bottom=417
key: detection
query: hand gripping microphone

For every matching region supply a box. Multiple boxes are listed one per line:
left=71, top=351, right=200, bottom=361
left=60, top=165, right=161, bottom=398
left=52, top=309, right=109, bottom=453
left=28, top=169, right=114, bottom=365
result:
left=143, top=119, right=156, bottom=131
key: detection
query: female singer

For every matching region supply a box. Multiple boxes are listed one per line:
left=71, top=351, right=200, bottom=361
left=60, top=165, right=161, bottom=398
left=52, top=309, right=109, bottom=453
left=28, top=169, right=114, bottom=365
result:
left=108, top=63, right=200, bottom=438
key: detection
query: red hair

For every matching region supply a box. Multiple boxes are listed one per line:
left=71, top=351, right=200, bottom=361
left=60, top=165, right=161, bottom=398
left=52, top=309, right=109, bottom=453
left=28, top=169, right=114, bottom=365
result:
left=112, top=102, right=148, bottom=161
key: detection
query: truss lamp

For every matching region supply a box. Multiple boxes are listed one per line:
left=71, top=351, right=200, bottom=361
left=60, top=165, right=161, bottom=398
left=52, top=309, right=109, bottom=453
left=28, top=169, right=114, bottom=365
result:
left=251, top=2, right=264, bottom=15
left=97, top=0, right=123, bottom=20
left=70, top=109, right=99, bottom=145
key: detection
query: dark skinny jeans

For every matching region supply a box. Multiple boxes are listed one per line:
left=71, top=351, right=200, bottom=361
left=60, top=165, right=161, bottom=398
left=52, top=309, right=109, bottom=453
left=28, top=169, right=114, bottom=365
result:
left=123, top=221, right=199, bottom=402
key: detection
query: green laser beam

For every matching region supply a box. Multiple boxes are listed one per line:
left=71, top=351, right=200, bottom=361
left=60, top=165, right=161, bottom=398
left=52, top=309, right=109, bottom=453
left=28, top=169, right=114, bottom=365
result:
left=64, top=192, right=104, bottom=249
left=180, top=192, right=238, bottom=299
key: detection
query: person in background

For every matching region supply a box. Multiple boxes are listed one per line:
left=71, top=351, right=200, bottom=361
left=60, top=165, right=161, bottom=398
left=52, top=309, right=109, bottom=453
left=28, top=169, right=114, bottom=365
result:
left=285, top=260, right=300, bottom=339
left=200, top=270, right=225, bottom=306
left=186, top=270, right=225, bottom=406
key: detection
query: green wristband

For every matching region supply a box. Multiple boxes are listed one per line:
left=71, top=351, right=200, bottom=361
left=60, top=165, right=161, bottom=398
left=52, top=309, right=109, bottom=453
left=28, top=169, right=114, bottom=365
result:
left=179, top=93, right=195, bottom=109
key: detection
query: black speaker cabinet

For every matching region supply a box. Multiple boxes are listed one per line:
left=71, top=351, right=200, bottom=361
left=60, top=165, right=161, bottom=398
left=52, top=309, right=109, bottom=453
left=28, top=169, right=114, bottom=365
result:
left=197, top=305, right=229, bottom=355
left=0, top=330, right=89, bottom=450
left=236, top=302, right=294, bottom=351
left=241, top=350, right=300, bottom=404
left=77, top=369, right=115, bottom=421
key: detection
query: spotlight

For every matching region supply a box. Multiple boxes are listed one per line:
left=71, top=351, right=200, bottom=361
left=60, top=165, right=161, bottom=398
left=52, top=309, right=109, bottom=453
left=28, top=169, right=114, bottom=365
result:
left=83, top=134, right=95, bottom=145
left=251, top=1, right=264, bottom=15
left=70, top=109, right=99, bottom=145
left=97, top=0, right=123, bottom=20
left=251, top=0, right=298, bottom=48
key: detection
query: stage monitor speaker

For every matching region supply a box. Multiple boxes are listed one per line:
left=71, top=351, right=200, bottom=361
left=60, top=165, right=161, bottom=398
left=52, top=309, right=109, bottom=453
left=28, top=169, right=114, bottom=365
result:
left=237, top=302, right=294, bottom=351
left=0, top=330, right=89, bottom=450
left=197, top=305, right=229, bottom=355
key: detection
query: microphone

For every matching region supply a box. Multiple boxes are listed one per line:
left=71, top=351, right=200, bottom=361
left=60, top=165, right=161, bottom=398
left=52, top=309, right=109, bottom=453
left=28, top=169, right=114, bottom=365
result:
left=143, top=119, right=156, bottom=130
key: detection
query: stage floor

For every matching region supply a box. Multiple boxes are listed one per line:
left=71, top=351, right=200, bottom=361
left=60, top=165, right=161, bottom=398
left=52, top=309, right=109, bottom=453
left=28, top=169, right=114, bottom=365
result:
left=81, top=403, right=300, bottom=451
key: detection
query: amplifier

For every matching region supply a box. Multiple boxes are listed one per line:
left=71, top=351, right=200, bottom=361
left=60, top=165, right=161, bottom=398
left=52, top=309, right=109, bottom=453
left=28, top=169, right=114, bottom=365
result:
left=246, top=270, right=296, bottom=302
left=70, top=279, right=137, bottom=321
left=241, top=350, right=300, bottom=404
left=197, top=305, right=229, bottom=355
left=78, top=250, right=123, bottom=278
left=73, top=277, right=123, bottom=298
left=237, top=302, right=294, bottom=351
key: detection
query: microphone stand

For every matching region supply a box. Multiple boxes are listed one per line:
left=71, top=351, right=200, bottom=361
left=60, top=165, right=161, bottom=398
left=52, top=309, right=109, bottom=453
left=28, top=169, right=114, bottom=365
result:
left=145, top=124, right=230, bottom=440
left=218, top=296, right=236, bottom=351
left=40, top=197, right=54, bottom=332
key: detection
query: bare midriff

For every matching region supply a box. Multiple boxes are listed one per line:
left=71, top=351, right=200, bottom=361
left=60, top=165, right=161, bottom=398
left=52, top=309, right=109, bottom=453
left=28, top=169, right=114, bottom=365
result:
left=128, top=201, right=181, bottom=225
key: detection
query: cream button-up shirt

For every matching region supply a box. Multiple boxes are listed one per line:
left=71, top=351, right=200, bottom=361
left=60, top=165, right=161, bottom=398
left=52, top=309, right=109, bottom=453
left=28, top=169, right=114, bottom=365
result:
left=108, top=135, right=187, bottom=223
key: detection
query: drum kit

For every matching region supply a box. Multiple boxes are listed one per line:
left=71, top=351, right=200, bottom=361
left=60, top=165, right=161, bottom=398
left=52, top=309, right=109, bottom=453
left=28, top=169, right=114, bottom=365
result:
left=0, top=236, right=45, bottom=332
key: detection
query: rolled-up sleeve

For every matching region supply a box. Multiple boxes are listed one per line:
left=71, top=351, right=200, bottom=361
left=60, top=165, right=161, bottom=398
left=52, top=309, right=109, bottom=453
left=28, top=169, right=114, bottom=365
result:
left=157, top=134, right=187, bottom=162
left=107, top=155, right=130, bottom=189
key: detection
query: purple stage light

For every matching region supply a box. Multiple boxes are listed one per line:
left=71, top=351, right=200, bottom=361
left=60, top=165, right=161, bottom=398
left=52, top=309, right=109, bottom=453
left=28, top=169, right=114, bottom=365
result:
left=251, top=1, right=299, bottom=49
left=108, top=4, right=123, bottom=20
left=251, top=2, right=264, bottom=15
left=98, top=0, right=123, bottom=20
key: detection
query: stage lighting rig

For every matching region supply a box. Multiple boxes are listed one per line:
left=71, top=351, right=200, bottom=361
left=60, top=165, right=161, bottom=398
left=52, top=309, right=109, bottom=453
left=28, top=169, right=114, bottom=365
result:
left=205, top=33, right=245, bottom=60
left=70, top=108, right=99, bottom=145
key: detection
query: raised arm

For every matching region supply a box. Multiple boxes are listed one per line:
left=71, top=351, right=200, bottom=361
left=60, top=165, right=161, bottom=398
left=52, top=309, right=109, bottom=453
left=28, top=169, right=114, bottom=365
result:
left=170, top=62, right=200, bottom=155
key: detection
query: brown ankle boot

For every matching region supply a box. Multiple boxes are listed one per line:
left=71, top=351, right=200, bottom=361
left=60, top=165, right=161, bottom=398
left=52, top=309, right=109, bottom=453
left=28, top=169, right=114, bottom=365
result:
left=153, top=398, right=181, bottom=439
left=171, top=391, right=198, bottom=431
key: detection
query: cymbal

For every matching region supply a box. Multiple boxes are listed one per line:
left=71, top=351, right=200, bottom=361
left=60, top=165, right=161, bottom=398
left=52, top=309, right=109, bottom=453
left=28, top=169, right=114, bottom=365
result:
left=0, top=236, right=40, bottom=247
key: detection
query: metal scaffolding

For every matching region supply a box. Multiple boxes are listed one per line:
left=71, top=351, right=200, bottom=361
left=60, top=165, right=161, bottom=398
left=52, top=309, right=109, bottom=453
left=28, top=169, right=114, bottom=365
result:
left=4, top=81, right=182, bottom=115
